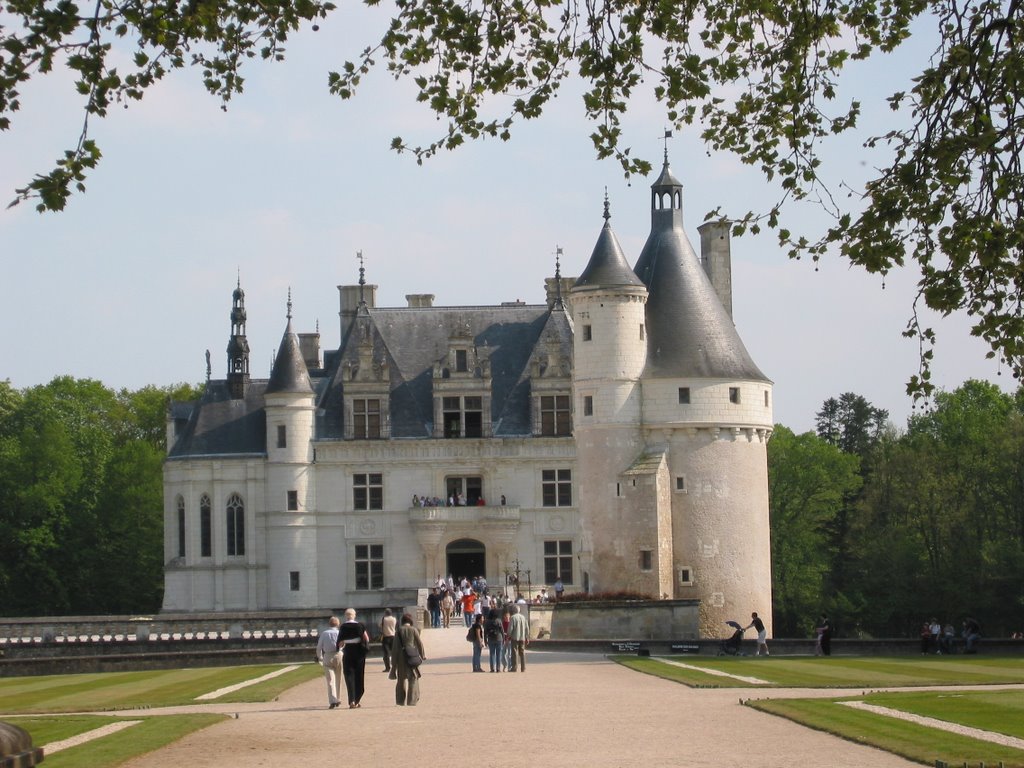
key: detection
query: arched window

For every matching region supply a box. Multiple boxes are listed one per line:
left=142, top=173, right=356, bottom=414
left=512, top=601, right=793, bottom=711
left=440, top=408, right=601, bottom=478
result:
left=226, top=493, right=245, bottom=556
left=176, top=496, right=186, bottom=558
left=200, top=494, right=212, bottom=557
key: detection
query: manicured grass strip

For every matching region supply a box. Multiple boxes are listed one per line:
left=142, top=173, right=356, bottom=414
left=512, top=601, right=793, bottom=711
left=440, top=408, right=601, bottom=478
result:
left=651, top=656, right=1024, bottom=688
left=611, top=656, right=749, bottom=687
left=747, top=696, right=1024, bottom=768
left=210, top=662, right=320, bottom=703
left=0, top=663, right=320, bottom=713
left=8, top=714, right=226, bottom=768
left=863, top=689, right=1024, bottom=740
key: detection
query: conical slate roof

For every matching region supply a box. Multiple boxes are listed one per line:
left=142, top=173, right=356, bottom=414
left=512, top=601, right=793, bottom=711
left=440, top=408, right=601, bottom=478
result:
left=574, top=203, right=645, bottom=290
left=266, top=318, right=313, bottom=395
left=635, top=162, right=768, bottom=381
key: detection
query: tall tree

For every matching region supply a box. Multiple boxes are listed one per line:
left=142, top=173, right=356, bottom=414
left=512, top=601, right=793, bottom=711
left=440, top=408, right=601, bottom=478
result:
left=3, top=1, right=1022, bottom=392
left=768, top=425, right=861, bottom=636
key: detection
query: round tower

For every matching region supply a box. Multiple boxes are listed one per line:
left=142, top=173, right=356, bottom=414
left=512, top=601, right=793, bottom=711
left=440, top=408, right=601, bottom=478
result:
left=635, top=154, right=774, bottom=637
left=570, top=198, right=649, bottom=594
left=264, top=292, right=317, bottom=608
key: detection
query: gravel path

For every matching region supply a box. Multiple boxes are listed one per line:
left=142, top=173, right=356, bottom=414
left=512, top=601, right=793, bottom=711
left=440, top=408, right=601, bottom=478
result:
left=111, top=625, right=922, bottom=768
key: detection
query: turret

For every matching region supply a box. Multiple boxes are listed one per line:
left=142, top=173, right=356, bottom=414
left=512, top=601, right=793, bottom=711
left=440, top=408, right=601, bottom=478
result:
left=633, top=152, right=774, bottom=637
left=227, top=279, right=250, bottom=399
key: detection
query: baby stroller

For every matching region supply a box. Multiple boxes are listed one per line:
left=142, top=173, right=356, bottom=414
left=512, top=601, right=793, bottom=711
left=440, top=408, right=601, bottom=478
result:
left=718, top=620, right=746, bottom=656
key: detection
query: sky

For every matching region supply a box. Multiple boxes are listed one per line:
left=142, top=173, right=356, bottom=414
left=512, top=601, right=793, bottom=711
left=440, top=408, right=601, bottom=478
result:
left=0, top=7, right=1014, bottom=434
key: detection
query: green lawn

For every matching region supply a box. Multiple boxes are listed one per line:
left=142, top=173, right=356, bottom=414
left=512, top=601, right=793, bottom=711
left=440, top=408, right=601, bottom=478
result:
left=6, top=714, right=225, bottom=768
left=613, top=655, right=1024, bottom=688
left=0, top=662, right=321, bottom=714
left=748, top=691, right=1024, bottom=767
left=0, top=662, right=322, bottom=768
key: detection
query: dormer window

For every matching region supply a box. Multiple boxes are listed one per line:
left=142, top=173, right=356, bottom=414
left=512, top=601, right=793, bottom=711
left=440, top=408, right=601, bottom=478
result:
left=455, top=349, right=468, bottom=372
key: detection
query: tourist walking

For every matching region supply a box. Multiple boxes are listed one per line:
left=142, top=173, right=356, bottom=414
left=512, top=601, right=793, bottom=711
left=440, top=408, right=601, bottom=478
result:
left=507, top=604, right=529, bottom=672
left=391, top=613, right=425, bottom=706
left=315, top=616, right=342, bottom=709
left=337, top=608, right=370, bottom=708
left=380, top=608, right=397, bottom=672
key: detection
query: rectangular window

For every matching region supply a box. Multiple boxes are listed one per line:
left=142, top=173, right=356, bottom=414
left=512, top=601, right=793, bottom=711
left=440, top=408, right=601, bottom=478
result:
left=287, top=490, right=299, bottom=511
left=639, top=549, right=653, bottom=571
left=542, top=469, right=572, bottom=507
left=583, top=396, right=593, bottom=416
left=540, top=395, right=571, bottom=436
left=353, top=399, right=381, bottom=439
left=679, top=567, right=693, bottom=586
left=443, top=395, right=482, bottom=438
left=678, top=387, right=690, bottom=404
left=675, top=476, right=685, bottom=492
left=544, top=540, right=574, bottom=584
left=353, top=473, right=384, bottom=511
left=276, top=424, right=287, bottom=448
left=455, top=349, right=468, bottom=372
left=200, top=498, right=212, bottom=558
left=582, top=325, right=592, bottom=341
left=764, top=390, right=770, bottom=407
left=290, top=571, right=300, bottom=591
left=446, top=476, right=483, bottom=505
left=354, top=544, right=384, bottom=590
left=639, top=323, right=645, bottom=340
left=729, top=387, right=741, bottom=404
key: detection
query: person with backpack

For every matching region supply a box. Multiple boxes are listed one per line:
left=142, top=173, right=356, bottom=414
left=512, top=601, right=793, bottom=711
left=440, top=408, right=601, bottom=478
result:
left=484, top=608, right=504, bottom=672
left=468, top=614, right=484, bottom=672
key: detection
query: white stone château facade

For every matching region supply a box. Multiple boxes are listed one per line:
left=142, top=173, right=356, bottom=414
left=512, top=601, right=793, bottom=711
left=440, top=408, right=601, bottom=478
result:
left=162, top=156, right=774, bottom=637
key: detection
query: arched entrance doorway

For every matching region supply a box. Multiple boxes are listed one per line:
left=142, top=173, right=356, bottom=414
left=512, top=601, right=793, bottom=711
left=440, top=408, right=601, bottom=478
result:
left=446, top=538, right=485, bottom=581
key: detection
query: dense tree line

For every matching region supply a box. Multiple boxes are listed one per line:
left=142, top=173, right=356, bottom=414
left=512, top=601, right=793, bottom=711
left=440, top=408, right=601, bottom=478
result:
left=770, top=382, right=1024, bottom=639
left=0, top=377, right=200, bottom=616
left=2, top=375, right=1021, bottom=636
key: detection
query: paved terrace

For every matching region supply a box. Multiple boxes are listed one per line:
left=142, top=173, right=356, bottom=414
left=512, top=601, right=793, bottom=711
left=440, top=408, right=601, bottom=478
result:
left=110, top=623, right=918, bottom=768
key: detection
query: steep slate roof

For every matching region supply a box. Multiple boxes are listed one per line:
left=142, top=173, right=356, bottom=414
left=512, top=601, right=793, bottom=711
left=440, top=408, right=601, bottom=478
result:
left=266, top=319, right=314, bottom=395
left=167, top=381, right=269, bottom=458
left=634, top=161, right=769, bottom=382
left=317, top=304, right=571, bottom=439
left=574, top=209, right=645, bottom=290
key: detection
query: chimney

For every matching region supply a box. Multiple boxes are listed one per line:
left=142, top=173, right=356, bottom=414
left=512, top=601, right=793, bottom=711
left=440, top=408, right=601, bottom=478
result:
left=406, top=294, right=435, bottom=308
left=338, top=284, right=377, bottom=340
left=698, top=221, right=733, bottom=319
left=298, top=332, right=321, bottom=370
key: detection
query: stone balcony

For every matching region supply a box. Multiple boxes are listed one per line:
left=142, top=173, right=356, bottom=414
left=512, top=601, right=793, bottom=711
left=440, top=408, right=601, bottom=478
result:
left=407, top=505, right=521, bottom=524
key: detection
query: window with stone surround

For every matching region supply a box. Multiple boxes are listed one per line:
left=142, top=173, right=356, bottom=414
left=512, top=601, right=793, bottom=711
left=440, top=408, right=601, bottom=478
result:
left=678, top=566, right=693, bottom=586
left=678, top=387, right=690, bottom=404
left=290, top=571, right=300, bottom=591
left=542, top=469, right=572, bottom=507
left=582, top=324, right=592, bottom=341
left=639, top=549, right=653, bottom=571
left=353, top=398, right=382, bottom=439
left=583, top=395, right=593, bottom=416
left=540, top=394, right=571, bottom=436
left=276, top=424, right=287, bottom=448
left=200, top=494, right=212, bottom=558
left=544, top=540, right=574, bottom=584
left=355, top=543, right=384, bottom=589
left=729, top=386, right=741, bottom=404
left=443, top=395, right=482, bottom=438
left=226, top=493, right=245, bottom=556
left=287, top=490, right=298, bottom=511
left=353, top=473, right=383, bottom=511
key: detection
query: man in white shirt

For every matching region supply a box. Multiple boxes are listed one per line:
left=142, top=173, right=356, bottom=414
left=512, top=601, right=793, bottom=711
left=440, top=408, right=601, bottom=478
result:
left=316, top=616, right=342, bottom=709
